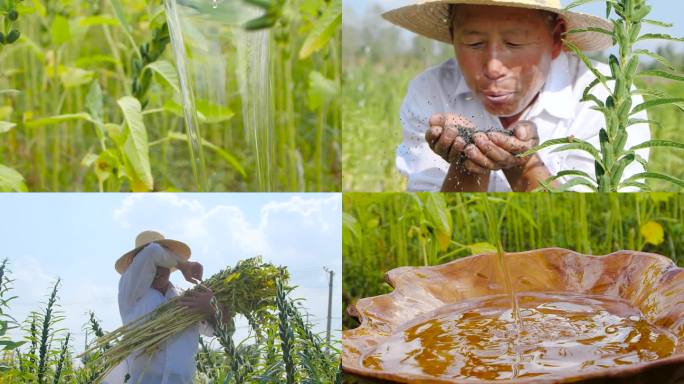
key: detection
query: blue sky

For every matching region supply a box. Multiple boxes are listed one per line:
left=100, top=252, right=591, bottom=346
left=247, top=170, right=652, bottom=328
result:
left=344, top=0, right=683, bottom=54
left=1, top=193, right=342, bottom=354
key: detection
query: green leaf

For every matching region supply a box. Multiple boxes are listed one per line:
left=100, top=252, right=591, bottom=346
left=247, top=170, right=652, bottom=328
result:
left=642, top=19, right=673, bottom=28
left=59, top=66, right=95, bottom=88
left=564, top=0, right=600, bottom=11
left=565, top=41, right=610, bottom=90
left=143, top=60, right=180, bottom=96
left=631, top=98, right=684, bottom=115
left=0, top=164, right=28, bottom=192
left=520, top=137, right=603, bottom=168
left=629, top=140, right=684, bottom=151
left=564, top=27, right=613, bottom=37
left=626, top=118, right=661, bottom=129
left=195, top=100, right=234, bottom=124
left=637, top=69, right=684, bottom=83
left=117, top=97, right=153, bottom=192
left=631, top=88, right=668, bottom=99
left=0, top=89, right=21, bottom=96
left=622, top=172, right=684, bottom=189
left=307, top=71, right=338, bottom=110
left=299, top=0, right=341, bottom=59
left=24, top=113, right=93, bottom=129
left=50, top=15, right=72, bottom=45
left=166, top=132, right=245, bottom=177
left=559, top=177, right=598, bottom=192
left=424, top=193, right=452, bottom=251
left=633, top=50, right=675, bottom=71
left=546, top=169, right=596, bottom=183
left=85, top=81, right=104, bottom=123
left=610, top=153, right=635, bottom=187
left=0, top=121, right=16, bottom=133
left=637, top=33, right=684, bottom=42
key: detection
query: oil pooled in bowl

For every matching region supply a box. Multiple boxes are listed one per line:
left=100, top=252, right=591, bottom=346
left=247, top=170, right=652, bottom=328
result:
left=361, top=292, right=676, bottom=381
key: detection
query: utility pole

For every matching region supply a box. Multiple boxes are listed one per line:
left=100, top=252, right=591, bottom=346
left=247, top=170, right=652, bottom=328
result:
left=324, top=267, right=334, bottom=353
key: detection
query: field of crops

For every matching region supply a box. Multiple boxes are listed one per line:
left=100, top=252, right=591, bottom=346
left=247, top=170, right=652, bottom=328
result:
left=0, top=258, right=341, bottom=383
left=0, top=0, right=341, bottom=192
left=342, top=5, right=684, bottom=192
left=342, top=192, right=684, bottom=328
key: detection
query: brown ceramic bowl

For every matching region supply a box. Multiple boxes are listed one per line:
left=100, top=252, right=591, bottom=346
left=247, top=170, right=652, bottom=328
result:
left=343, top=248, right=684, bottom=383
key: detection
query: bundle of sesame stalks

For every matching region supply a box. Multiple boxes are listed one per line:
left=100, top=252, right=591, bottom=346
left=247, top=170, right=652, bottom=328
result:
left=80, top=256, right=287, bottom=382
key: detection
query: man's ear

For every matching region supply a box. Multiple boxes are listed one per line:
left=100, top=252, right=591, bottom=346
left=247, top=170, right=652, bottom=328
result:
left=551, top=17, right=567, bottom=59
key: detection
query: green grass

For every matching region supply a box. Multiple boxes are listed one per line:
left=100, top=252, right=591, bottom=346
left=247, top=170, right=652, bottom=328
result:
left=0, top=0, right=341, bottom=192
left=343, top=192, right=684, bottom=329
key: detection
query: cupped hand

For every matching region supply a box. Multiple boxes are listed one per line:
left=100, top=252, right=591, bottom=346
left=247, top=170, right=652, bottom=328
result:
left=425, top=113, right=476, bottom=164
left=465, top=120, right=540, bottom=171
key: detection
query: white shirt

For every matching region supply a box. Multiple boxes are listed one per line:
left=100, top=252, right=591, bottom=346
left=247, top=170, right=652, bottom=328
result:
left=107, top=242, right=212, bottom=384
left=396, top=52, right=650, bottom=191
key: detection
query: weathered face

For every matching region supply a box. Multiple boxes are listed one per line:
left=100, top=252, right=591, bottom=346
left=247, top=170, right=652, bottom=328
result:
left=152, top=266, right=171, bottom=291
left=451, top=5, right=564, bottom=120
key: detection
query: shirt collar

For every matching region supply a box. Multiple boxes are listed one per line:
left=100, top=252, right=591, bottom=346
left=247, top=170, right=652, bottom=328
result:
left=451, top=52, right=575, bottom=120
left=536, top=51, right=574, bottom=120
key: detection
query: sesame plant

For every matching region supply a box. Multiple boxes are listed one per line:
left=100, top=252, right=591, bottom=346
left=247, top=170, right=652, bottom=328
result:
left=0, top=0, right=25, bottom=191
left=521, top=0, right=684, bottom=192
left=0, top=0, right=340, bottom=192
left=0, top=258, right=341, bottom=383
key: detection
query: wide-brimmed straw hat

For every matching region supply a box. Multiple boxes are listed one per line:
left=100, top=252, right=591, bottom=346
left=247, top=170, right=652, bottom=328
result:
left=115, top=230, right=191, bottom=274
left=382, top=0, right=613, bottom=52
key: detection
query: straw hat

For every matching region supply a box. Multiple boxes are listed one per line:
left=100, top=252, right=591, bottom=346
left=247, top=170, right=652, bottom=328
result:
left=115, top=230, right=191, bottom=274
left=382, top=0, right=613, bottom=52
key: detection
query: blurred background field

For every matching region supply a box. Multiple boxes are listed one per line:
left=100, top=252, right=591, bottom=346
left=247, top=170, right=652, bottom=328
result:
left=342, top=0, right=684, bottom=192
left=0, top=0, right=341, bottom=192
left=343, top=192, right=684, bottom=329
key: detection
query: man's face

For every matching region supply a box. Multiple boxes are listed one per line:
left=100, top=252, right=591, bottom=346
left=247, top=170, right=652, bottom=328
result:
left=152, top=266, right=171, bottom=291
left=451, top=5, right=564, bottom=119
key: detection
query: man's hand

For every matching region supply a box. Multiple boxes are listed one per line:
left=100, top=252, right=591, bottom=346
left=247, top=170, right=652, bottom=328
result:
left=178, top=261, right=204, bottom=284
left=465, top=120, right=540, bottom=172
left=425, top=113, right=476, bottom=165
left=178, top=285, right=215, bottom=320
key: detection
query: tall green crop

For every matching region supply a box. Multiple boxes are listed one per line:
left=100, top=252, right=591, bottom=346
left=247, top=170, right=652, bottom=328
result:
left=523, top=0, right=684, bottom=192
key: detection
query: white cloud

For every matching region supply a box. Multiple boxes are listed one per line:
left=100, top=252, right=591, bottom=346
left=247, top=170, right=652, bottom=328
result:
left=110, top=193, right=342, bottom=337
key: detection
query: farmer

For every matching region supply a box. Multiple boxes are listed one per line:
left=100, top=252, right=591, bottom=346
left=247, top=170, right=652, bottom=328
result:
left=106, top=230, right=217, bottom=384
left=385, top=0, right=650, bottom=191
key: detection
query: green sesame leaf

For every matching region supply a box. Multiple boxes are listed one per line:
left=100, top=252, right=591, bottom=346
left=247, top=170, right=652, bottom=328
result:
left=629, top=140, right=684, bottom=151
left=0, top=164, right=28, bottom=192
left=0, top=121, right=16, bottom=133
left=564, top=27, right=613, bottom=37
left=299, top=0, right=341, bottom=59
left=565, top=40, right=609, bottom=91
left=564, top=0, right=600, bottom=11
left=559, top=177, right=598, bottom=192
left=143, top=60, right=180, bottom=96
left=633, top=50, right=675, bottom=71
left=117, top=96, right=153, bottom=192
left=637, top=70, right=684, bottom=82
left=637, top=33, right=684, bottom=42
left=642, top=19, right=673, bottom=28
left=631, top=98, right=684, bottom=115
left=622, top=172, right=684, bottom=189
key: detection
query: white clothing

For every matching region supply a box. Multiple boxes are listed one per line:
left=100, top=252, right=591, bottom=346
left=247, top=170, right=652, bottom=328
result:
left=107, top=242, right=212, bottom=384
left=396, top=52, right=651, bottom=191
